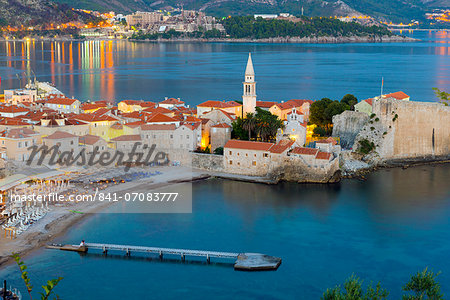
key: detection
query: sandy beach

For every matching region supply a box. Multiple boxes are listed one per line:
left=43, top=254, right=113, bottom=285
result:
left=0, top=166, right=208, bottom=268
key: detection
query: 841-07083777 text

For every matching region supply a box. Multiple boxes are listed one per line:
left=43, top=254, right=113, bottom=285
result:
left=96, top=192, right=179, bottom=202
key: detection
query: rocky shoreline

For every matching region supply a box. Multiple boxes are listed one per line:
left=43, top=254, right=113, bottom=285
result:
left=0, top=34, right=417, bottom=44
left=130, top=35, right=418, bottom=44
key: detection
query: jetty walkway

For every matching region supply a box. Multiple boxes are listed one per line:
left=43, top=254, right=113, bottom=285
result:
left=47, top=242, right=281, bottom=271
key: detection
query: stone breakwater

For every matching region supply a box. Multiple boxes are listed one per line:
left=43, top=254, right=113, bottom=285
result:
left=130, top=35, right=417, bottom=44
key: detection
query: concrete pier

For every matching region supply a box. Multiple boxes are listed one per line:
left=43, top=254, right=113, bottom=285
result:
left=46, top=242, right=281, bottom=271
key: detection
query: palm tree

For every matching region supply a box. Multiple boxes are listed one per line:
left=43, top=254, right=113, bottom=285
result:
left=242, top=113, right=256, bottom=140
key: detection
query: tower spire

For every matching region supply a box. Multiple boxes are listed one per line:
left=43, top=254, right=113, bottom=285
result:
left=245, top=52, right=254, bottom=76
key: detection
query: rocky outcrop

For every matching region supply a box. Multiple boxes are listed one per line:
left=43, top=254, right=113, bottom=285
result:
left=332, top=110, right=369, bottom=149
left=268, top=156, right=341, bottom=183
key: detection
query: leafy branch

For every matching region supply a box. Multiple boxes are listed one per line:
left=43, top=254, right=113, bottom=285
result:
left=11, top=252, right=63, bottom=300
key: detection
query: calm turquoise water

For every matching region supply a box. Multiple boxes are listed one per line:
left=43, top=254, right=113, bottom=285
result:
left=1, top=165, right=450, bottom=299
left=0, top=31, right=450, bottom=299
left=0, top=31, right=449, bottom=104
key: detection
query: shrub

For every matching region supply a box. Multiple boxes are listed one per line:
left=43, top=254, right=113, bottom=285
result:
left=370, top=113, right=376, bottom=119
left=357, top=139, right=375, bottom=154
left=313, top=126, right=328, bottom=137
left=393, top=114, right=398, bottom=122
left=375, top=117, right=379, bottom=122
left=213, top=147, right=224, bottom=155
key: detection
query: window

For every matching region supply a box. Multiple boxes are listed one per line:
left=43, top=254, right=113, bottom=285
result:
left=18, top=142, right=22, bottom=148
left=229, top=151, right=232, bottom=155
left=229, top=160, right=232, bottom=165
left=237, top=162, right=240, bottom=166
left=186, top=135, right=189, bottom=139
left=70, top=141, right=74, bottom=145
left=252, top=161, right=256, bottom=166
left=170, top=135, right=173, bottom=139
left=264, top=153, right=269, bottom=158
left=153, top=134, right=156, bottom=138
left=254, top=154, right=256, bottom=157
left=245, top=153, right=248, bottom=157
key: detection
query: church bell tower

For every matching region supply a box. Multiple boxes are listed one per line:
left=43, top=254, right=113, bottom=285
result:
left=242, top=53, right=256, bottom=117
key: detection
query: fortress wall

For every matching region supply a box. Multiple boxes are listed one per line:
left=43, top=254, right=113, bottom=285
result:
left=373, top=99, right=450, bottom=159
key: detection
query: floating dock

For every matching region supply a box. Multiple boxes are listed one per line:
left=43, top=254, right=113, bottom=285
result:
left=46, top=242, right=281, bottom=271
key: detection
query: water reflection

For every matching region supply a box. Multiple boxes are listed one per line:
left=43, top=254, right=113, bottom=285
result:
left=0, top=31, right=448, bottom=104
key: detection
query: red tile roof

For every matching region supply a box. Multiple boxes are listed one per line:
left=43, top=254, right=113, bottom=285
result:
left=291, top=147, right=319, bottom=156
left=364, top=98, right=374, bottom=106
left=269, top=139, right=295, bottom=154
left=146, top=113, right=179, bottom=123
left=198, top=100, right=241, bottom=108
left=383, top=91, right=409, bottom=100
left=316, top=151, right=332, bottom=160
left=273, top=99, right=313, bottom=110
left=0, top=128, right=38, bottom=139
left=79, top=134, right=102, bottom=145
left=256, top=101, right=278, bottom=108
left=0, top=118, right=29, bottom=126
left=46, top=98, right=78, bottom=105
left=143, top=107, right=173, bottom=114
left=110, top=134, right=142, bottom=142
left=224, top=140, right=274, bottom=151
left=44, top=131, right=77, bottom=139
left=0, top=106, right=29, bottom=114
left=124, top=121, right=145, bottom=128
left=211, top=123, right=231, bottom=129
left=81, top=101, right=108, bottom=111
left=160, top=98, right=184, bottom=105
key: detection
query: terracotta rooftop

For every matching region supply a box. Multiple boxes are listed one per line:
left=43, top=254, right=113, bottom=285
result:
left=224, top=140, right=274, bottom=151
left=198, top=100, right=241, bottom=108
left=143, top=107, right=173, bottom=114
left=110, top=134, right=142, bottom=142
left=256, top=101, right=278, bottom=108
left=146, top=113, right=178, bottom=123
left=316, top=151, right=332, bottom=160
left=290, top=147, right=319, bottom=156
left=383, top=91, right=409, bottom=100
left=160, top=98, right=184, bottom=105
left=0, top=118, right=29, bottom=126
left=79, top=134, right=102, bottom=145
left=269, top=139, right=295, bottom=154
left=81, top=101, right=108, bottom=111
left=124, top=121, right=145, bottom=128
left=364, top=98, right=374, bottom=106
left=0, top=106, right=29, bottom=114
left=46, top=98, right=78, bottom=105
left=0, top=128, right=38, bottom=139
left=44, top=131, right=77, bottom=139
left=211, top=123, right=231, bottom=129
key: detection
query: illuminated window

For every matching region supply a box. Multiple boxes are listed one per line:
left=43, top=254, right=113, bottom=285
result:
left=252, top=161, right=256, bottom=166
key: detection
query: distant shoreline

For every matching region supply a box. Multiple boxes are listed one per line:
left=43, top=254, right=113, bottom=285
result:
left=0, top=34, right=419, bottom=44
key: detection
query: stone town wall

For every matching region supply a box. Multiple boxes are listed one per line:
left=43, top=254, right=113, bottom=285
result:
left=191, top=153, right=224, bottom=172
left=372, top=99, right=450, bottom=159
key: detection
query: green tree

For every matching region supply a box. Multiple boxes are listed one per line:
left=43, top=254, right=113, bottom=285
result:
left=322, top=274, right=389, bottom=300
left=12, top=253, right=63, bottom=300
left=341, top=94, right=358, bottom=110
left=231, top=117, right=249, bottom=140
left=432, top=88, right=449, bottom=106
left=242, top=113, right=257, bottom=140
left=310, top=98, right=333, bottom=128
left=402, top=268, right=443, bottom=300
